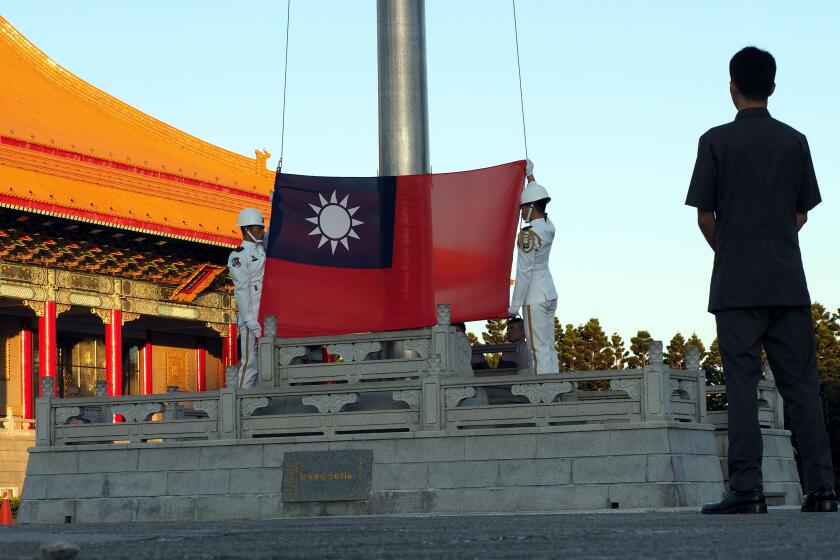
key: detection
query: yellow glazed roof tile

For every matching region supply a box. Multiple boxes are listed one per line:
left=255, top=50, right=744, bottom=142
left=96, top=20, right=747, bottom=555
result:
left=0, top=16, right=273, bottom=246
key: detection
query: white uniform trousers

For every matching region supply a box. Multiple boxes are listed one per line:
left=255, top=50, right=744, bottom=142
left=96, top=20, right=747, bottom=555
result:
left=238, top=327, right=260, bottom=388
left=523, top=299, right=559, bottom=374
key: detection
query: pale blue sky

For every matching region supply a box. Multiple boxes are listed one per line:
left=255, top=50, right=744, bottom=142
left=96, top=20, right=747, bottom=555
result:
left=2, top=1, right=838, bottom=347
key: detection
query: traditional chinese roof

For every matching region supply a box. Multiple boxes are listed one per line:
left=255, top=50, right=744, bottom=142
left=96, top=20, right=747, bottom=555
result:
left=0, top=207, right=232, bottom=292
left=0, top=16, right=273, bottom=247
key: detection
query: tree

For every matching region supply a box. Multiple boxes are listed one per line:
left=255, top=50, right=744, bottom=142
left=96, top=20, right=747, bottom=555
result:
left=576, top=318, right=611, bottom=371
left=686, top=333, right=706, bottom=358
left=607, top=333, right=628, bottom=370
left=665, top=332, right=687, bottom=370
left=627, top=330, right=652, bottom=368
left=466, top=331, right=479, bottom=346
left=557, top=323, right=582, bottom=372
left=701, top=337, right=723, bottom=385
left=813, top=303, right=840, bottom=386
left=481, top=319, right=507, bottom=345
left=811, top=303, right=840, bottom=490
left=480, top=318, right=507, bottom=368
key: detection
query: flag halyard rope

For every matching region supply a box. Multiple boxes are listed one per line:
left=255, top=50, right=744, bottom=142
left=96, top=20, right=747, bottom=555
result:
left=278, top=0, right=292, bottom=174
left=511, top=0, right=529, bottom=159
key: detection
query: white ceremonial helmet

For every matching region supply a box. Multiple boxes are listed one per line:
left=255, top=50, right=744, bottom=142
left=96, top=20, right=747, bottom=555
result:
left=520, top=181, right=551, bottom=206
left=236, top=207, right=265, bottom=228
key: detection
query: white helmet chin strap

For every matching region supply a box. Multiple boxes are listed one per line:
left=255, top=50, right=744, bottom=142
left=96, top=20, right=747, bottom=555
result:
left=246, top=230, right=261, bottom=244
left=525, top=205, right=534, bottom=223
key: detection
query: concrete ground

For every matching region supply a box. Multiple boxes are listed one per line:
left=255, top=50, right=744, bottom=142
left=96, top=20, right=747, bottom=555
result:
left=2, top=508, right=839, bottom=560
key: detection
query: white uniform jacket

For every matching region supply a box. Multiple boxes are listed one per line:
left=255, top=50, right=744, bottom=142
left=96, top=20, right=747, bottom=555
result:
left=227, top=240, right=266, bottom=327
left=510, top=217, right=558, bottom=308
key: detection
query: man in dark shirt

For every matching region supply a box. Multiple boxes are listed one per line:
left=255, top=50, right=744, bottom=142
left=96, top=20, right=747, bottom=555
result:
left=686, top=47, right=836, bottom=514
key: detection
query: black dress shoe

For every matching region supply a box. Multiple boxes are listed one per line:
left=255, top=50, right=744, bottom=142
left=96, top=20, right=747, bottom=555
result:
left=701, top=489, right=767, bottom=514
left=801, top=487, right=838, bottom=512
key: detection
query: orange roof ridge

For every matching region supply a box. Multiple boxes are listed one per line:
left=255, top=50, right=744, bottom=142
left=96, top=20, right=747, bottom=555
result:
left=0, top=16, right=274, bottom=192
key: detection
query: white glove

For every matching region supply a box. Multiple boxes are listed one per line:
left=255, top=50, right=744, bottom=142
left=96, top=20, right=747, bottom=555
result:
left=245, top=320, right=262, bottom=338
left=525, top=159, right=534, bottom=176
left=508, top=306, right=520, bottom=318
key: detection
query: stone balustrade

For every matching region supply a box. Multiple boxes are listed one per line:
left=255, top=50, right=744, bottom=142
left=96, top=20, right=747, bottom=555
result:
left=705, top=383, right=784, bottom=431
left=1, top=414, right=35, bottom=432
left=34, top=338, right=746, bottom=447
left=258, top=304, right=473, bottom=387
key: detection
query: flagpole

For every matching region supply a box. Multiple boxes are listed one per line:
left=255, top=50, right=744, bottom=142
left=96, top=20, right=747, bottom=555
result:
left=377, top=0, right=432, bottom=356
left=376, top=0, right=430, bottom=176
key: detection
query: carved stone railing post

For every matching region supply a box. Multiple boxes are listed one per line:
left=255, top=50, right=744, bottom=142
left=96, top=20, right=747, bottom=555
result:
left=696, top=367, right=708, bottom=424
left=685, top=346, right=707, bottom=423
left=218, top=365, right=239, bottom=439
left=420, top=376, right=442, bottom=431
left=425, top=303, right=466, bottom=376
left=763, top=362, right=785, bottom=429
left=642, top=341, right=672, bottom=422
left=35, top=377, right=54, bottom=446
left=258, top=316, right=277, bottom=388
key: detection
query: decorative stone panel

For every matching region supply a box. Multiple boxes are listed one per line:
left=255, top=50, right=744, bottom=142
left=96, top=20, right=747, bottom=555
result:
left=610, top=378, right=642, bottom=399
left=511, top=382, right=575, bottom=404
left=445, top=387, right=476, bottom=408
left=301, top=393, right=359, bottom=413
left=277, top=346, right=306, bottom=366
left=193, top=400, right=219, bottom=420
left=241, top=397, right=270, bottom=417
left=391, top=390, right=421, bottom=410
left=404, top=339, right=430, bottom=359
left=54, top=407, right=81, bottom=425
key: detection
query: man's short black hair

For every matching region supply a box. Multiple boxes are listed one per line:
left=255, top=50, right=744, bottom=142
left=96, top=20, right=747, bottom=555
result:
left=507, top=317, right=524, bottom=327
left=532, top=199, right=548, bottom=214
left=730, top=46, right=776, bottom=101
left=452, top=322, right=467, bottom=333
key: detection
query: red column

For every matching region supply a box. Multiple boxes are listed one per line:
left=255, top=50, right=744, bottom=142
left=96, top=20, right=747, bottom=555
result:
left=20, top=319, right=34, bottom=421
left=221, top=324, right=237, bottom=389
left=38, top=301, right=57, bottom=397
left=141, top=338, right=153, bottom=395
left=105, top=310, right=122, bottom=396
left=196, top=339, right=206, bottom=392
left=223, top=324, right=238, bottom=367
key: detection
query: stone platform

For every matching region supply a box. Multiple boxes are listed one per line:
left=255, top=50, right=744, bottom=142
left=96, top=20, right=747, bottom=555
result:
left=21, top=422, right=730, bottom=522
left=17, top=313, right=802, bottom=522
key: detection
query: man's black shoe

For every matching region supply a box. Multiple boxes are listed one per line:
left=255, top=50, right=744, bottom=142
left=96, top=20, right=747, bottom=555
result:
left=701, top=489, right=767, bottom=514
left=801, top=487, right=838, bottom=512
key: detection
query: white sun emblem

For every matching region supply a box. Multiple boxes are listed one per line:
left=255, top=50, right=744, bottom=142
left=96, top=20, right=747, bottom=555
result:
left=306, top=191, right=364, bottom=254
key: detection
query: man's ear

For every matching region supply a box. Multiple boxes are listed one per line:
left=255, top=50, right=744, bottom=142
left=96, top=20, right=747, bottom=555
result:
left=729, top=81, right=739, bottom=96
left=768, top=83, right=776, bottom=97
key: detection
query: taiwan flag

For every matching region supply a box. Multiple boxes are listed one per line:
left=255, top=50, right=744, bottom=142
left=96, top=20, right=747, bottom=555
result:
left=262, top=161, right=525, bottom=337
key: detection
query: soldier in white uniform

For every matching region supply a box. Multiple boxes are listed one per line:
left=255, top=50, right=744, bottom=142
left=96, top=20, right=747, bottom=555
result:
left=508, top=161, right=559, bottom=374
left=228, top=207, right=266, bottom=388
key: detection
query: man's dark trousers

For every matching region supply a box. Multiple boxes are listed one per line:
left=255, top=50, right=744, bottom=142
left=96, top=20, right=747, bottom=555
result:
left=717, top=306, right=834, bottom=492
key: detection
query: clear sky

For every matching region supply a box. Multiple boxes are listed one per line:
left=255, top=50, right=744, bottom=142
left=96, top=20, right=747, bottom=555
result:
left=2, top=0, right=837, bottom=348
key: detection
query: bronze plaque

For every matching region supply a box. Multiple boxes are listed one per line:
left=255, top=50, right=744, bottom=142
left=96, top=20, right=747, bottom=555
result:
left=282, top=450, right=373, bottom=502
